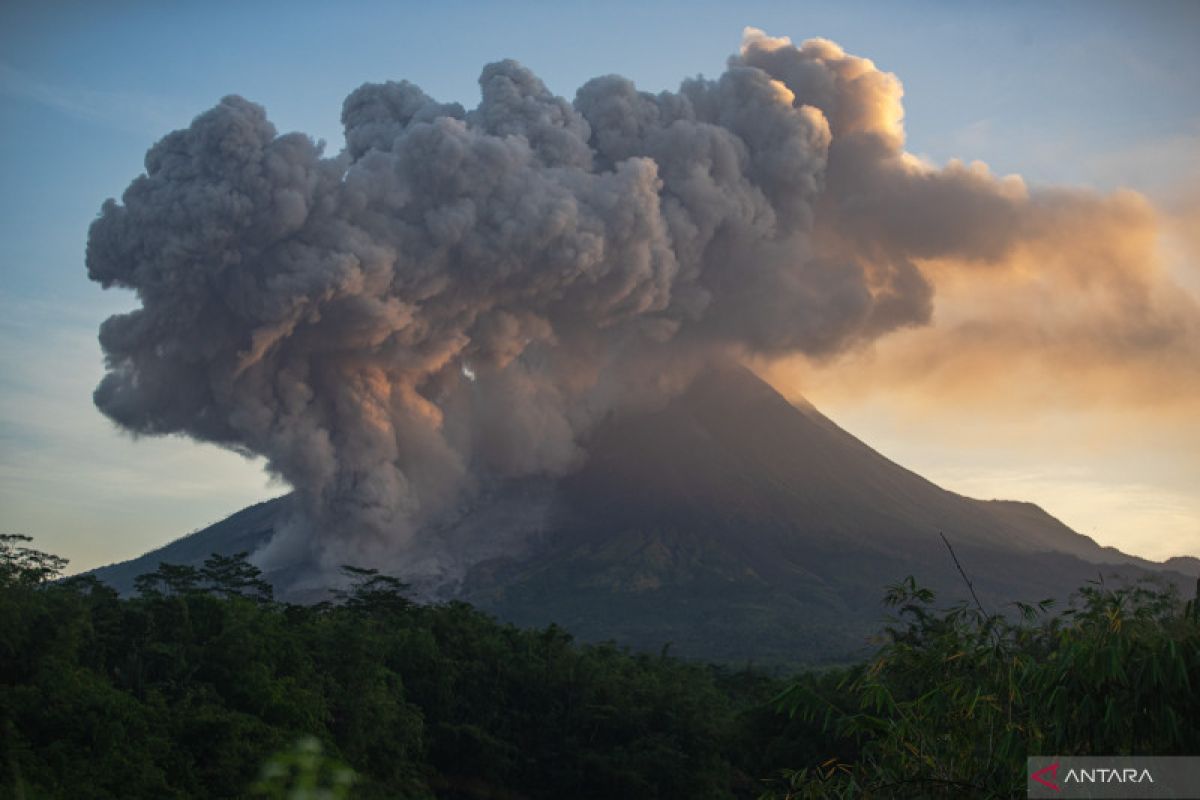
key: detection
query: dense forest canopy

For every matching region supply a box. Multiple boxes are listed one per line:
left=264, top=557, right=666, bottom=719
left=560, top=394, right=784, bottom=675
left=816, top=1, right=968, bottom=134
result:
left=2, top=533, right=1197, bottom=799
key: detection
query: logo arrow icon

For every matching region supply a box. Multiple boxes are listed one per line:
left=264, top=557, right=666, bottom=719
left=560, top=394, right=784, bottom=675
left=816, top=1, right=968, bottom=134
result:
left=1031, top=762, right=1061, bottom=791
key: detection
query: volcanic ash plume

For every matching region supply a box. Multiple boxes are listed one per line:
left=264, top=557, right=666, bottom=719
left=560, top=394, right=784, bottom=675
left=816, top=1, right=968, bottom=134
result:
left=87, top=29, right=1191, bottom=583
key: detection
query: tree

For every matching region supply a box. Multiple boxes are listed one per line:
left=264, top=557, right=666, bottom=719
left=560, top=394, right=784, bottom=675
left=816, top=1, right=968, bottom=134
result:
left=0, top=534, right=68, bottom=587
left=331, top=566, right=412, bottom=615
left=201, top=552, right=274, bottom=602
left=133, top=562, right=203, bottom=597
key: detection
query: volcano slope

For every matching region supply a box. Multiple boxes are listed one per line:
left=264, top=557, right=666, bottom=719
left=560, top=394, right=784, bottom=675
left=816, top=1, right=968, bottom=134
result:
left=89, top=366, right=1196, bottom=665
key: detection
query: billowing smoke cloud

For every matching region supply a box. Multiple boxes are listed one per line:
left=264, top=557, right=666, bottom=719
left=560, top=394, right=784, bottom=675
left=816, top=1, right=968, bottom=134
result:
left=87, top=29, right=1198, bottom=583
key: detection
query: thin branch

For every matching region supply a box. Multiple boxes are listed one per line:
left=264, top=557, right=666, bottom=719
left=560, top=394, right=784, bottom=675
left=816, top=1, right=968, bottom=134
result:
left=939, top=531, right=988, bottom=619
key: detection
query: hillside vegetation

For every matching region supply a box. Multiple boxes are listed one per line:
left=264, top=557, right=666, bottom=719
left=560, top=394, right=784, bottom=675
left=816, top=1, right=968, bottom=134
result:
left=2, top=534, right=1197, bottom=799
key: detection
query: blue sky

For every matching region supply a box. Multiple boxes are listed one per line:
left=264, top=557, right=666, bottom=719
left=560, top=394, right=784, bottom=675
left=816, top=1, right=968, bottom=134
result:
left=2, top=0, right=1198, bottom=570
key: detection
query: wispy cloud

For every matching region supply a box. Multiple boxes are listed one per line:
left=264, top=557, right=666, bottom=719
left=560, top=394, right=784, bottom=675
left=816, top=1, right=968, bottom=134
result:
left=1082, top=123, right=1200, bottom=196
left=0, top=61, right=191, bottom=136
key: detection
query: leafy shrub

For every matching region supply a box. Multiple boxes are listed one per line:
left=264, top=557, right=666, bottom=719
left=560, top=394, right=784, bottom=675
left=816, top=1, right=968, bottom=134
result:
left=768, top=574, right=1200, bottom=798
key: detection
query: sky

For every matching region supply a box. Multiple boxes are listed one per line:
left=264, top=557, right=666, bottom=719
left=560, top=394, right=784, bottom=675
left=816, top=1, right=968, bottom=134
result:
left=1, top=0, right=1198, bottom=572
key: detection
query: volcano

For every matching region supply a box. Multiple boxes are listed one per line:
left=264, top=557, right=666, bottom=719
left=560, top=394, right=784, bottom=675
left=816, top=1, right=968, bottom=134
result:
left=88, top=365, right=1197, bottom=664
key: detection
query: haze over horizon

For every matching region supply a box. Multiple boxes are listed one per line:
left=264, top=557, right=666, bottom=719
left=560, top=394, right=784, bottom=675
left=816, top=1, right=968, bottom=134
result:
left=1, top=0, right=1198, bottom=572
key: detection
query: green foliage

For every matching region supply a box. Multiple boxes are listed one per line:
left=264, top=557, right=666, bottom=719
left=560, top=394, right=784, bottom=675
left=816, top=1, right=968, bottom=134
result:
left=767, top=574, right=1200, bottom=799
left=132, top=552, right=273, bottom=601
left=202, top=553, right=275, bottom=603
left=1, top=533, right=68, bottom=586
left=252, top=737, right=355, bottom=800
left=330, top=566, right=411, bottom=615
left=0, top=539, right=758, bottom=799
left=4, top=535, right=1196, bottom=800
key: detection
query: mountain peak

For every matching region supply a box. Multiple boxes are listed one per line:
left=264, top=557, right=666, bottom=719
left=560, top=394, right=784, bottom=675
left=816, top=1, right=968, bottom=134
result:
left=87, top=365, right=1194, bottom=664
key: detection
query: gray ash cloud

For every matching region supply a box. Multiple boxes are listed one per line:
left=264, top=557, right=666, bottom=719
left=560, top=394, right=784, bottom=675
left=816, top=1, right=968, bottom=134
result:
left=88, top=29, right=1141, bottom=580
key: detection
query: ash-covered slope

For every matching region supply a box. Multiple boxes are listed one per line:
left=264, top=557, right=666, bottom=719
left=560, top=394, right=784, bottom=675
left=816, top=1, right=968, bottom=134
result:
left=88, top=366, right=1194, bottom=663
left=457, top=366, right=1194, bottom=663
left=563, top=365, right=1111, bottom=559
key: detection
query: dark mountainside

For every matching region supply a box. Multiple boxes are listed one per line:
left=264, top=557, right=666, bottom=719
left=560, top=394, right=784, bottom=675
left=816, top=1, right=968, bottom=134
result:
left=88, top=366, right=1196, bottom=664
